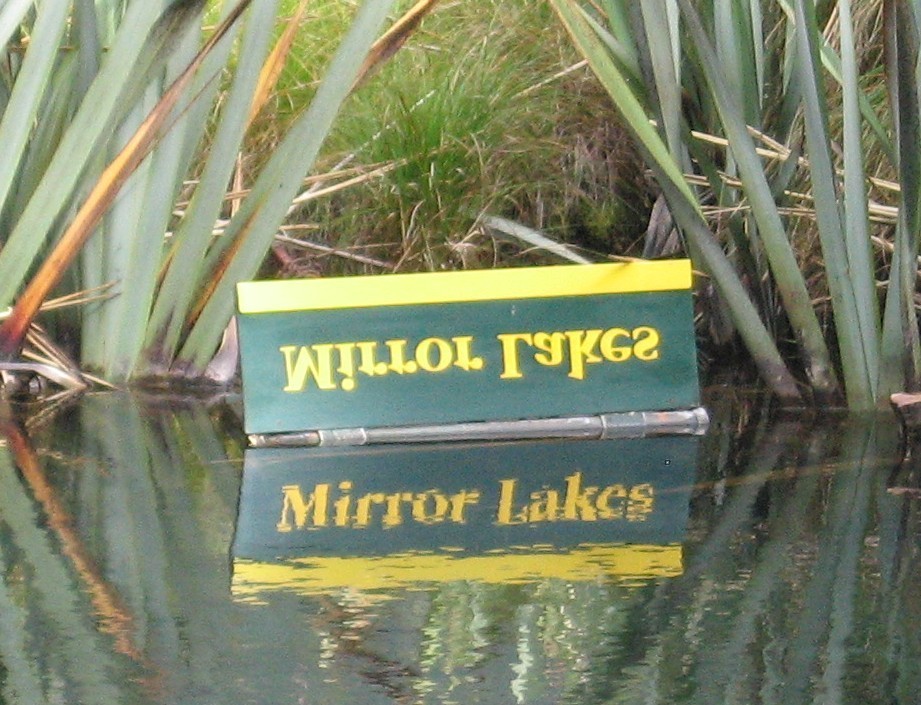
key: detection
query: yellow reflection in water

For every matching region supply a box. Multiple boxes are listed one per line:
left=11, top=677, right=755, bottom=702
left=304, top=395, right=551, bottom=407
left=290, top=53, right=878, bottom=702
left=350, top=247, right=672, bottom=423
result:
left=232, top=542, right=683, bottom=601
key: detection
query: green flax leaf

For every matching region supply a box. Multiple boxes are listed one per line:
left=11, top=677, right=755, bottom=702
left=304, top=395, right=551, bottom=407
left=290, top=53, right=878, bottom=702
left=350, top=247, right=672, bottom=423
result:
left=173, top=0, right=399, bottom=375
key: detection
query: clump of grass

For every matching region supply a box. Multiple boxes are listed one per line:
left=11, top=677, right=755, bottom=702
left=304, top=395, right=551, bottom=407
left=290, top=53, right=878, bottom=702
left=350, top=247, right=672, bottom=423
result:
left=246, top=0, right=651, bottom=275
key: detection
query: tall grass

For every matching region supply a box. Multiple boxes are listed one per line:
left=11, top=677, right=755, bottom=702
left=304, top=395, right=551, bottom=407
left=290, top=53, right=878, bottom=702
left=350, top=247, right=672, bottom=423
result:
left=549, top=0, right=911, bottom=409
left=256, top=0, right=651, bottom=275
left=0, top=0, right=434, bottom=385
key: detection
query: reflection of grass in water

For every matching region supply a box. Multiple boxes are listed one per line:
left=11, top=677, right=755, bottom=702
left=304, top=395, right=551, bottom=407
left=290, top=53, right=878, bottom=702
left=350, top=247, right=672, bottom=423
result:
left=72, top=393, right=245, bottom=700
left=0, top=537, right=49, bottom=704
left=597, top=417, right=921, bottom=705
left=9, top=397, right=919, bottom=703
left=0, top=436, right=128, bottom=705
left=414, top=577, right=655, bottom=702
left=421, top=583, right=489, bottom=673
left=5, top=392, right=245, bottom=700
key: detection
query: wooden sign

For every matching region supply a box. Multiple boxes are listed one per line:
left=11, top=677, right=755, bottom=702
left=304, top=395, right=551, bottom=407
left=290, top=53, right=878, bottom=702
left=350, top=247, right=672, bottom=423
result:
left=231, top=435, right=697, bottom=599
left=236, top=261, right=699, bottom=436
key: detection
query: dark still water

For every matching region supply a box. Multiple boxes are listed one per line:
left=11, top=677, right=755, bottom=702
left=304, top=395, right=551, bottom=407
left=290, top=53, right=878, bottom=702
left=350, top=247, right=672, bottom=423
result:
left=0, top=390, right=918, bottom=704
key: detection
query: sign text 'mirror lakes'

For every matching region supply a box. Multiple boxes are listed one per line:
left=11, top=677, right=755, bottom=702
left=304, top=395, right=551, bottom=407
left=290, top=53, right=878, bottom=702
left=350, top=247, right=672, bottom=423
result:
left=275, top=471, right=655, bottom=532
left=279, top=326, right=661, bottom=392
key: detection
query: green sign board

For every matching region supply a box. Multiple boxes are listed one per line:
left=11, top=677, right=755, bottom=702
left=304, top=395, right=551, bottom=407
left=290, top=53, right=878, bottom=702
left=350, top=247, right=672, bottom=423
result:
left=236, top=261, right=699, bottom=436
left=232, top=435, right=697, bottom=598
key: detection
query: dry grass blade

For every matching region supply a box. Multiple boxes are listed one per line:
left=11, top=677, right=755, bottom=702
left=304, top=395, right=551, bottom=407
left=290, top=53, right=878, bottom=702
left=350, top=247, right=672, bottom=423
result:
left=684, top=122, right=900, bottom=200
left=352, top=0, right=439, bottom=90
left=0, top=361, right=86, bottom=392
left=289, top=160, right=399, bottom=207
left=516, top=59, right=589, bottom=98
left=0, top=283, right=117, bottom=320
left=274, top=232, right=393, bottom=268
left=480, top=214, right=593, bottom=264
left=177, top=161, right=399, bottom=245
left=247, top=0, right=311, bottom=125
left=0, top=0, right=254, bottom=359
left=24, top=324, right=80, bottom=372
left=683, top=171, right=899, bottom=225
left=174, top=161, right=398, bottom=208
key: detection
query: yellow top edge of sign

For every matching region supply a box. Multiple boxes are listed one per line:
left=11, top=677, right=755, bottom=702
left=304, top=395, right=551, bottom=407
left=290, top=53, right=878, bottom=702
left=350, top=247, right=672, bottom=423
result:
left=237, top=260, right=692, bottom=314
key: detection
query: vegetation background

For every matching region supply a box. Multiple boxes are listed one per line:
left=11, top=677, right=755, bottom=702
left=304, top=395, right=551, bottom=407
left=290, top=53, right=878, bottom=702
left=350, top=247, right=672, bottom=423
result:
left=0, top=0, right=917, bottom=412
left=257, top=0, right=651, bottom=277
left=0, top=0, right=648, bottom=387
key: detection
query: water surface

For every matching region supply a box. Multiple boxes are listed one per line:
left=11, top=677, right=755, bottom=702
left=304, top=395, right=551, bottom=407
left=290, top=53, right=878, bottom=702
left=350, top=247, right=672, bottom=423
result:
left=0, top=390, right=918, bottom=704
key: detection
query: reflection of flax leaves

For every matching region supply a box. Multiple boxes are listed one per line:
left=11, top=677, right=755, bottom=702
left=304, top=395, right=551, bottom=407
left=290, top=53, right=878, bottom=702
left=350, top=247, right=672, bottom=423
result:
left=0, top=539, right=44, bottom=704
left=3, top=425, right=144, bottom=663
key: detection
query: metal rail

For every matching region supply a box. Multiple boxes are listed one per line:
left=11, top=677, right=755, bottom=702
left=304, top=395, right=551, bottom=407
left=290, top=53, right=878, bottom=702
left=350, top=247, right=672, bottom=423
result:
left=248, top=407, right=709, bottom=448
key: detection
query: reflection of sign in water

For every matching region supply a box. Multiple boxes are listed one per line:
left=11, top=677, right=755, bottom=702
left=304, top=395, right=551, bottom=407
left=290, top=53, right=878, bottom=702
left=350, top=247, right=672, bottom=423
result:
left=236, top=261, right=699, bottom=435
left=232, top=437, right=697, bottom=599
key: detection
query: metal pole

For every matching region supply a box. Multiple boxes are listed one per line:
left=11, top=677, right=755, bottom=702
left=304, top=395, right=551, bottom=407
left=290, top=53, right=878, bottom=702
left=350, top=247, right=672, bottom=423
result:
left=248, top=407, right=709, bottom=448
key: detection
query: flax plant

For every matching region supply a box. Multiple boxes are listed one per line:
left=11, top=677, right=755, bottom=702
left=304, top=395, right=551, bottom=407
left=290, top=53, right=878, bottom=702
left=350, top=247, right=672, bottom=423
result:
left=0, top=0, right=435, bottom=384
left=549, top=0, right=912, bottom=409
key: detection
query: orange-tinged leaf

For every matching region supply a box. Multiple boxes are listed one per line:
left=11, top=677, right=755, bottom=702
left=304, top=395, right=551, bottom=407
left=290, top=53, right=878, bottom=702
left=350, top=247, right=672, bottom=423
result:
left=0, top=0, right=254, bottom=359
left=247, top=0, right=311, bottom=126
left=353, top=0, right=439, bottom=90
